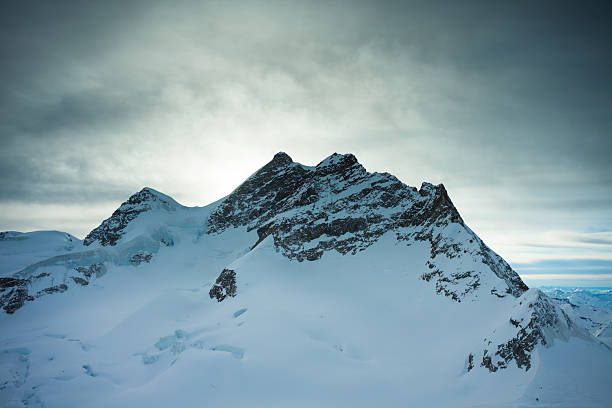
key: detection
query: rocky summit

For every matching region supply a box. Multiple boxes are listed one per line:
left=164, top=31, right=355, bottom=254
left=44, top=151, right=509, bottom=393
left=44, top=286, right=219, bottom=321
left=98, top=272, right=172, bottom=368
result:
left=0, top=153, right=610, bottom=407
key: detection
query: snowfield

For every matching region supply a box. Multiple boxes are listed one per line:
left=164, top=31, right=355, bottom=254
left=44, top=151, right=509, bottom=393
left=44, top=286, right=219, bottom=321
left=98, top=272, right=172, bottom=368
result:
left=1, top=153, right=611, bottom=407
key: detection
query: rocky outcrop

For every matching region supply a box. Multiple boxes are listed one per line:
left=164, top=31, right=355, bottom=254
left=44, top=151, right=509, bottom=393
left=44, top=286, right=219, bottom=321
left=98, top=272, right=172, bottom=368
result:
left=71, top=277, right=89, bottom=286
left=0, top=263, right=107, bottom=314
left=0, top=278, right=69, bottom=314
left=74, top=263, right=105, bottom=279
left=130, top=252, right=153, bottom=265
left=0, top=278, right=33, bottom=314
left=209, top=269, right=237, bottom=302
left=421, top=262, right=480, bottom=303
left=472, top=289, right=578, bottom=372
left=84, top=188, right=178, bottom=246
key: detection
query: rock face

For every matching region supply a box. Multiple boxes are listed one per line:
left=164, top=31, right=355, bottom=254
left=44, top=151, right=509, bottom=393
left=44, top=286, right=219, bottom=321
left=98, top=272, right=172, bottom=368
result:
left=74, top=263, right=105, bottom=279
left=0, top=262, right=107, bottom=314
left=209, top=269, right=237, bottom=302
left=84, top=188, right=178, bottom=246
left=0, top=277, right=33, bottom=314
left=130, top=252, right=153, bottom=265
left=207, top=152, right=527, bottom=300
left=472, top=289, right=579, bottom=372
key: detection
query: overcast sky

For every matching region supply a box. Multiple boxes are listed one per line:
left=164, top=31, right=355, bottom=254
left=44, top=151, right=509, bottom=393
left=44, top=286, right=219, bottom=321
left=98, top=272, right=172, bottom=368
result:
left=1, top=0, right=611, bottom=286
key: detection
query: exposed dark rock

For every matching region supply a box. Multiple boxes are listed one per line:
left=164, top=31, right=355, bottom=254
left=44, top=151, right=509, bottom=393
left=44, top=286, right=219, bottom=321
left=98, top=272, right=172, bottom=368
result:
left=0, top=278, right=32, bottom=314
left=1, top=262, right=110, bottom=314
left=421, top=262, right=480, bottom=303
left=297, top=187, right=319, bottom=206
left=491, top=288, right=506, bottom=298
left=0, top=277, right=33, bottom=314
left=467, top=353, right=474, bottom=372
left=0, top=277, right=24, bottom=289
left=2, top=288, right=34, bottom=314
left=74, top=263, right=104, bottom=279
left=130, top=252, right=153, bottom=265
left=481, top=350, right=498, bottom=372
left=71, top=277, right=89, bottom=286
left=37, top=284, right=68, bottom=296
left=209, top=269, right=237, bottom=302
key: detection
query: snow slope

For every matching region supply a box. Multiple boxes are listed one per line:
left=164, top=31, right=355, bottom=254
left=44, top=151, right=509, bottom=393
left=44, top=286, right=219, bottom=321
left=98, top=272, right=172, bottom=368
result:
left=1, top=152, right=610, bottom=407
left=0, top=231, right=82, bottom=276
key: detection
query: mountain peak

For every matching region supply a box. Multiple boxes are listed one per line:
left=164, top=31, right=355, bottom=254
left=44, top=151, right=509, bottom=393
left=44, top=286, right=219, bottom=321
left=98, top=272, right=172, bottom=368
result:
left=270, top=152, right=293, bottom=166
left=314, top=152, right=365, bottom=178
left=83, top=187, right=179, bottom=246
left=207, top=151, right=525, bottom=303
left=316, top=152, right=358, bottom=167
left=128, top=187, right=179, bottom=207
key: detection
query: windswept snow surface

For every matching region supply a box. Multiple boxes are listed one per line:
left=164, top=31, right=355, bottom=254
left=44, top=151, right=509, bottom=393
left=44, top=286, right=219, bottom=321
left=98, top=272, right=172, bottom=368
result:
left=0, top=231, right=82, bottom=276
left=1, top=153, right=611, bottom=407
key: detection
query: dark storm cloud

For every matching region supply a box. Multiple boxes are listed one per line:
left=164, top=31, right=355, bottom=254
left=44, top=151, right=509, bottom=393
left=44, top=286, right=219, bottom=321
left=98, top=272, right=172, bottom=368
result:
left=0, top=153, right=132, bottom=204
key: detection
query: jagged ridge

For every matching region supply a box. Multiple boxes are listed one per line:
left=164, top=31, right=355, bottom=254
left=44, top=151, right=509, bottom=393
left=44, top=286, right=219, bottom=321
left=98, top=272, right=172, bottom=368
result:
left=207, top=152, right=527, bottom=299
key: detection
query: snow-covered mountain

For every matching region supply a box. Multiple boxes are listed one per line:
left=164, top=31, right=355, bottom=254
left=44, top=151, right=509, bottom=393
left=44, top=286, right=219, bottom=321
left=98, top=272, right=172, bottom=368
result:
left=542, top=287, right=612, bottom=311
left=1, top=152, right=611, bottom=407
left=542, top=287, right=612, bottom=347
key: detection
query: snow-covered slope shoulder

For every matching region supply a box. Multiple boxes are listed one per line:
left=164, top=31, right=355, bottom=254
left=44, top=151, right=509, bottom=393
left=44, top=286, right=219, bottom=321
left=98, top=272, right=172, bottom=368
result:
left=0, top=230, right=82, bottom=275
left=84, top=187, right=181, bottom=246
left=0, top=188, right=202, bottom=314
left=0, top=152, right=610, bottom=407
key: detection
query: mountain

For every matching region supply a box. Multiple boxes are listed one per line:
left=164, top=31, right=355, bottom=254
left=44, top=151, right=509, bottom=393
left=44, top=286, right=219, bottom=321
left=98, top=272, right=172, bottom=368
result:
left=1, top=152, right=610, bottom=407
left=542, top=287, right=612, bottom=347
left=542, top=287, right=612, bottom=310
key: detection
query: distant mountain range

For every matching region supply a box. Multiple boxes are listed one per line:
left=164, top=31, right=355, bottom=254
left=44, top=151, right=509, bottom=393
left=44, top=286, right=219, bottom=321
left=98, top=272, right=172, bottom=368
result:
left=541, top=287, right=612, bottom=347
